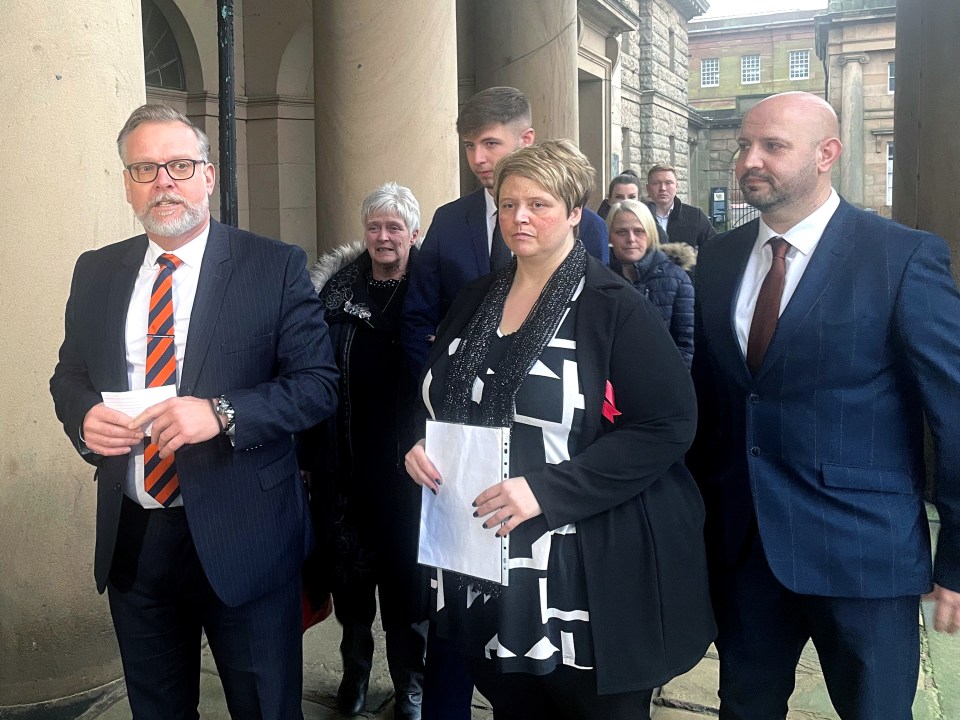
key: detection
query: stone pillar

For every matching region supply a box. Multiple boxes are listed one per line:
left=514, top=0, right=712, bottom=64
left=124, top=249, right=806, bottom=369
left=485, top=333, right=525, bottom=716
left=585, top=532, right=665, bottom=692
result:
left=313, top=1, right=459, bottom=252
left=0, top=0, right=145, bottom=706
left=473, top=0, right=580, bottom=142
left=894, top=0, right=960, bottom=272
left=837, top=53, right=868, bottom=206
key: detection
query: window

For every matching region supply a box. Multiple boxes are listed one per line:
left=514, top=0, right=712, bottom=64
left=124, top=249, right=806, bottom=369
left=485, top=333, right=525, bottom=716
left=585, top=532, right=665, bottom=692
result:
left=888, top=62, right=896, bottom=93
left=789, top=50, right=810, bottom=80
left=887, top=142, right=894, bottom=206
left=741, top=55, right=760, bottom=84
left=142, top=0, right=185, bottom=90
left=701, top=58, right=720, bottom=87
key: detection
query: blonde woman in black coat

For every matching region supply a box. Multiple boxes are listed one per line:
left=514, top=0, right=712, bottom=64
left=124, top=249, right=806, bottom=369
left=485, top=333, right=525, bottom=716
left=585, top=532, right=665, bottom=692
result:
left=405, top=141, right=714, bottom=720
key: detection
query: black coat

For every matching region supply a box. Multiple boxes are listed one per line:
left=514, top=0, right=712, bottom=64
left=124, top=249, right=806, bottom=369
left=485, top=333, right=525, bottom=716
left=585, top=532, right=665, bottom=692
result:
left=647, top=198, right=717, bottom=251
left=299, top=244, right=425, bottom=621
left=423, top=255, right=715, bottom=693
left=611, top=245, right=695, bottom=367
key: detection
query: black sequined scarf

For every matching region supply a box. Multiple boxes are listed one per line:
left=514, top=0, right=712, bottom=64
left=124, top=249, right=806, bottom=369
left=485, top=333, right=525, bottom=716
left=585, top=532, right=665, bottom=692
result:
left=443, top=240, right=588, bottom=429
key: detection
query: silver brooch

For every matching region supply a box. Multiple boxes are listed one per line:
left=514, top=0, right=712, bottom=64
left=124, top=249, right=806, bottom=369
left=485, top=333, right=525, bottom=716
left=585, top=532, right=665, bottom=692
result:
left=343, top=300, right=372, bottom=320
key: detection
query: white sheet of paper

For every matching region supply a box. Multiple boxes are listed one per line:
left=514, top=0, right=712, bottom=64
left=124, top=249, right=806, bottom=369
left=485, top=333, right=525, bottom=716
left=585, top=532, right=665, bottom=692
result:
left=418, top=420, right=510, bottom=585
left=101, top=385, right=177, bottom=436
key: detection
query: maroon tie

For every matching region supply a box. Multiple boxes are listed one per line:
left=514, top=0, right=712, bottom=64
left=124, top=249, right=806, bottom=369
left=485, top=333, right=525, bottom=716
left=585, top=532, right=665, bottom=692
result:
left=144, top=253, right=182, bottom=506
left=746, top=237, right=790, bottom=374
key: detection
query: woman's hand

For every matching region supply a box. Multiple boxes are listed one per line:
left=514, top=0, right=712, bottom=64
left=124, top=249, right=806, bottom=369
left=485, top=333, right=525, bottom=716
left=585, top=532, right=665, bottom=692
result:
left=404, top=439, right=442, bottom=495
left=473, top=476, right=542, bottom=537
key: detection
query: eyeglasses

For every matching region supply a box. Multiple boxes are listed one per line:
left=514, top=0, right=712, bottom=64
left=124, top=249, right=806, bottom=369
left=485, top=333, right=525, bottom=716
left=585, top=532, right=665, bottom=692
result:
left=125, top=159, right=205, bottom=183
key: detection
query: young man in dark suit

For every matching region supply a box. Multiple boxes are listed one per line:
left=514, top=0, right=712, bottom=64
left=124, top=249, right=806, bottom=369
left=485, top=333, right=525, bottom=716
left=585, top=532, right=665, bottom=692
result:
left=50, top=105, right=339, bottom=719
left=401, top=86, right=609, bottom=375
left=689, top=91, right=960, bottom=719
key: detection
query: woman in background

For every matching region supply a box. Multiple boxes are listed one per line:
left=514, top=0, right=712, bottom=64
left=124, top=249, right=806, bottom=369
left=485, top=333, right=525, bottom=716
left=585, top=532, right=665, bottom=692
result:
left=607, top=199, right=695, bottom=367
left=301, top=182, right=427, bottom=720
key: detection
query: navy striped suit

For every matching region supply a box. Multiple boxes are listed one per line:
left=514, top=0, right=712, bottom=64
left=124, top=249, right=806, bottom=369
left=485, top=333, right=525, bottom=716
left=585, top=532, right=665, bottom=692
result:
left=690, top=199, right=960, bottom=718
left=51, top=219, right=339, bottom=717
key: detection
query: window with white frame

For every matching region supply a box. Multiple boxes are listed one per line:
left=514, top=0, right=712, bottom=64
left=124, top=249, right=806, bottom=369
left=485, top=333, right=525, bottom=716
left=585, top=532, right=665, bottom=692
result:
left=887, top=142, right=894, bottom=206
left=888, top=62, right=895, bottom=93
left=701, top=58, right=720, bottom=87
left=741, top=55, right=760, bottom=84
left=789, top=50, right=810, bottom=80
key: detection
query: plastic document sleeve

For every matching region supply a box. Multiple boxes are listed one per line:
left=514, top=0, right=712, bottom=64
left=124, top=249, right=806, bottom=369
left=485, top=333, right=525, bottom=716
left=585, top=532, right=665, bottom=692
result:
left=417, top=419, right=510, bottom=585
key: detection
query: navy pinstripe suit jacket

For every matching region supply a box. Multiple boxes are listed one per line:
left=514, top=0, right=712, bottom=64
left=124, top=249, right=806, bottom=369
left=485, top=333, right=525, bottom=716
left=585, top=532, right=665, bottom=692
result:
left=51, top=219, right=339, bottom=607
left=690, top=198, right=960, bottom=598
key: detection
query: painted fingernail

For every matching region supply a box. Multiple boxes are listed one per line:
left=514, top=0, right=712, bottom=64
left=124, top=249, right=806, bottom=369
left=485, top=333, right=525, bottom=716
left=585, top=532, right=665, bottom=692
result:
left=472, top=510, right=479, bottom=518
left=471, top=500, right=478, bottom=507
left=431, top=488, right=437, bottom=496
left=435, top=478, right=443, bottom=486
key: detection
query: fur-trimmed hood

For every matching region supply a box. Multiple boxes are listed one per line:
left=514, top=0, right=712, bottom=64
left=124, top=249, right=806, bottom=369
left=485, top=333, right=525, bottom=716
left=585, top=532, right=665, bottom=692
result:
left=660, top=242, right=697, bottom=271
left=310, top=240, right=366, bottom=294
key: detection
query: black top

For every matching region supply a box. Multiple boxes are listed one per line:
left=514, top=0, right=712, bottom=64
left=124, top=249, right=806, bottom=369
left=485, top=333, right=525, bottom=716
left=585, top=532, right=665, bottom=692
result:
left=425, top=281, right=594, bottom=675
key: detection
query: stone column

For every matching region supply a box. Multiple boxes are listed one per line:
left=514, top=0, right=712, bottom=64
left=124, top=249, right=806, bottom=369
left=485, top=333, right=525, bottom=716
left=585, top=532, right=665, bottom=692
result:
left=472, top=0, right=580, bottom=142
left=894, top=0, right=960, bottom=271
left=313, top=1, right=460, bottom=252
left=837, top=53, right=868, bottom=206
left=0, top=0, right=145, bottom=706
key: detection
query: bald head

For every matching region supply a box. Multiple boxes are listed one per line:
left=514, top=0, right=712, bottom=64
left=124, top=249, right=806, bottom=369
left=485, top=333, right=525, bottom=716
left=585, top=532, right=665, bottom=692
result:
left=736, top=92, right=843, bottom=231
left=745, top=92, right=839, bottom=148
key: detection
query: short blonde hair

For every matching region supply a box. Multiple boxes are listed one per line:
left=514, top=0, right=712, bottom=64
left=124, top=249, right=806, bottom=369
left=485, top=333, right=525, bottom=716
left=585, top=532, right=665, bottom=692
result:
left=493, top=139, right=596, bottom=216
left=606, top=199, right=660, bottom=254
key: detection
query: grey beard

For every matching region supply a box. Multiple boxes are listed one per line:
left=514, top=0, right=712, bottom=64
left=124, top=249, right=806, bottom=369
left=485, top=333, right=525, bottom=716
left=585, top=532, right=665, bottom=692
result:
left=137, top=197, right=209, bottom=237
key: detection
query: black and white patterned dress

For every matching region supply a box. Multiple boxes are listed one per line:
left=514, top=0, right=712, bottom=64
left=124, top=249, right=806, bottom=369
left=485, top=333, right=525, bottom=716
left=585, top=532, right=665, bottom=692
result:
left=422, top=278, right=594, bottom=675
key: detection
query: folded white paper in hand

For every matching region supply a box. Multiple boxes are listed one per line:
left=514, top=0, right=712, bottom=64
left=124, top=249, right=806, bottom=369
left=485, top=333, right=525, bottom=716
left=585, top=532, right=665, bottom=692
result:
left=101, top=385, right=177, bottom=436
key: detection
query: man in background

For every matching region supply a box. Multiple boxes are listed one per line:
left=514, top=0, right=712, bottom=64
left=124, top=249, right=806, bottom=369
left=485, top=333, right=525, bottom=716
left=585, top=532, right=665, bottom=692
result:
left=402, top=86, right=609, bottom=375
left=646, top=163, right=716, bottom=251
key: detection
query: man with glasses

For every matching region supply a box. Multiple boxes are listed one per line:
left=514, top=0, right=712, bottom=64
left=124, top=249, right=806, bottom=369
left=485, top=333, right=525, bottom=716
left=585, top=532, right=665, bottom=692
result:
left=50, top=104, right=339, bottom=719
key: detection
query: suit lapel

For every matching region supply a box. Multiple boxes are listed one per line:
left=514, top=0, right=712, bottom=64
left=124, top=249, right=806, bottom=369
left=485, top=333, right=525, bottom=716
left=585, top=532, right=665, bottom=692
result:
left=465, top=188, right=489, bottom=276
left=104, top=237, right=148, bottom=391
left=179, top=220, right=232, bottom=393
left=757, top=201, right=857, bottom=376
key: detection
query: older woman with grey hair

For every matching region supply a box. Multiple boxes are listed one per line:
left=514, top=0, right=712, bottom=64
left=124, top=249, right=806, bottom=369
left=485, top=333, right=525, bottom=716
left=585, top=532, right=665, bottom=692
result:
left=300, top=182, right=427, bottom=719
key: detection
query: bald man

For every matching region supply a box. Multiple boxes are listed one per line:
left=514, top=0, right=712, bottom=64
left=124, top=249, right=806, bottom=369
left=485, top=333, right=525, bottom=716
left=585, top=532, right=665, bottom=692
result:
left=689, top=92, right=960, bottom=719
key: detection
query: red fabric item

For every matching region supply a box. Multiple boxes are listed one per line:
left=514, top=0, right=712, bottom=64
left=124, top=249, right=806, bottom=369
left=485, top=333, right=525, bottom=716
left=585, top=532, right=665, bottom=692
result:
left=602, top=380, right=622, bottom=424
left=301, top=591, right=333, bottom=633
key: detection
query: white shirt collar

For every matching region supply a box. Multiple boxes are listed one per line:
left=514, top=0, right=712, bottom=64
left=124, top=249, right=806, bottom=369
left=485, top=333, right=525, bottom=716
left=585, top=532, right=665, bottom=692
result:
left=484, top=188, right=497, bottom=219
left=755, top=188, right=840, bottom=257
left=144, top=221, right=211, bottom=269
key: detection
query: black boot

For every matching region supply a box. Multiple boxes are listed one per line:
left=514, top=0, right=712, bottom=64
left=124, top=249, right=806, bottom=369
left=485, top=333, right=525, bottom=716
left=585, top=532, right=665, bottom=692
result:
left=337, top=622, right=374, bottom=716
left=386, top=620, right=428, bottom=720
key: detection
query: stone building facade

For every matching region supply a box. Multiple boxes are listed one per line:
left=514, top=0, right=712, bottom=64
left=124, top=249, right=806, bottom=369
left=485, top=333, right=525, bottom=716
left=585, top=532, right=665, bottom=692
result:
left=687, top=9, right=825, bottom=227
left=687, top=1, right=898, bottom=226
left=614, top=0, right=710, bottom=210
left=816, top=0, right=897, bottom=214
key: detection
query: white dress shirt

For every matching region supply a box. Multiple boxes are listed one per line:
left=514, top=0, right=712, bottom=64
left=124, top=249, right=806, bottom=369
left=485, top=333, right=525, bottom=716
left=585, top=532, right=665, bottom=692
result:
left=734, top=189, right=841, bottom=356
left=123, top=225, right=209, bottom=507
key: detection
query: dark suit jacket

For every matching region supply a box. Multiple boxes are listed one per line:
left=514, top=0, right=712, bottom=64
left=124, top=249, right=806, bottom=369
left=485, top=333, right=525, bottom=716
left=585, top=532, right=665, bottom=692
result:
left=422, top=257, right=715, bottom=693
left=647, top=198, right=716, bottom=251
left=50, top=219, right=339, bottom=607
left=689, top=199, right=960, bottom=598
left=401, top=188, right=610, bottom=374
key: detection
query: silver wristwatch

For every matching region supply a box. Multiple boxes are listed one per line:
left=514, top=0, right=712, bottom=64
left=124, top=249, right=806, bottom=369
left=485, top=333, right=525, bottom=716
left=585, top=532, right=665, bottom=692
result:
left=215, top=395, right=236, bottom=435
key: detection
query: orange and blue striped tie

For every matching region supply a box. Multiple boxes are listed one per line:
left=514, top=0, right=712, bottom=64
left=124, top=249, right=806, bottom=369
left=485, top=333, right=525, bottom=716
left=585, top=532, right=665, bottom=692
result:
left=144, top=253, right=182, bottom=506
